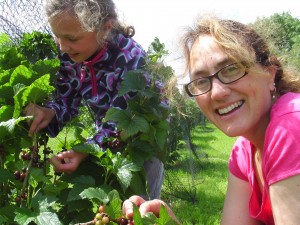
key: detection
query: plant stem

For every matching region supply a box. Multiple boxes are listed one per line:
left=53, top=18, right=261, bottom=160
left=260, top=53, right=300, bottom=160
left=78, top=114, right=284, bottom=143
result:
left=74, top=220, right=94, bottom=225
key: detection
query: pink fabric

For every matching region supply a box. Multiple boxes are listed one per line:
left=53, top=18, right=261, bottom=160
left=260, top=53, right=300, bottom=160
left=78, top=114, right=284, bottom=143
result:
left=229, top=92, right=300, bottom=225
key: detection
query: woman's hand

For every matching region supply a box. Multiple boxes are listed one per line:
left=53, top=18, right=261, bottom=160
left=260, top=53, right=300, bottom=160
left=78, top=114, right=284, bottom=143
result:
left=122, top=195, right=180, bottom=224
left=24, top=103, right=56, bottom=136
left=50, top=150, right=88, bottom=174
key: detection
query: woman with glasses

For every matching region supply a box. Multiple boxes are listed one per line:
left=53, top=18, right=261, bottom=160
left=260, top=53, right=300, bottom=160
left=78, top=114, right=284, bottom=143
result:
left=122, top=15, right=300, bottom=225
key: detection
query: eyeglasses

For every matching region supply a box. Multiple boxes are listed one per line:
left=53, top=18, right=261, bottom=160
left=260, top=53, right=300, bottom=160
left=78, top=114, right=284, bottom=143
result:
left=184, top=63, right=248, bottom=97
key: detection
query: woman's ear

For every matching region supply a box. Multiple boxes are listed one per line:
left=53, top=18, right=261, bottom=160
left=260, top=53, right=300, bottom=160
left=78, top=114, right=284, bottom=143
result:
left=267, top=65, right=277, bottom=91
left=267, top=65, right=277, bottom=81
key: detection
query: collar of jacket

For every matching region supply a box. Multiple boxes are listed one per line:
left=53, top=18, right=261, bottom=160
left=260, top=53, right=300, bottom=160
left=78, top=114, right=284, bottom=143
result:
left=82, top=44, right=108, bottom=97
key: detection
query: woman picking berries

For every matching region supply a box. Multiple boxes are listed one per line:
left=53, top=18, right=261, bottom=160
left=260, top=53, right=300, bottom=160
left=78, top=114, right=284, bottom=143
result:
left=122, top=15, right=300, bottom=225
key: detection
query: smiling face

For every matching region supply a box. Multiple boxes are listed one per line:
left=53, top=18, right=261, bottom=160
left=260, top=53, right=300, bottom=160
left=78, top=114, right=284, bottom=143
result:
left=190, top=35, right=275, bottom=139
left=50, top=12, right=101, bottom=62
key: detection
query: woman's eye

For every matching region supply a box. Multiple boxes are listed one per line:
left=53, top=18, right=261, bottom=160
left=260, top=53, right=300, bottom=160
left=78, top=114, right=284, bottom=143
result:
left=223, top=66, right=240, bottom=76
left=195, top=79, right=209, bottom=86
left=68, top=37, right=78, bottom=42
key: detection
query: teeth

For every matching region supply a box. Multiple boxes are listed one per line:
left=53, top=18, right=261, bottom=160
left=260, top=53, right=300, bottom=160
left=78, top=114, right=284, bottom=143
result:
left=218, top=101, right=243, bottom=115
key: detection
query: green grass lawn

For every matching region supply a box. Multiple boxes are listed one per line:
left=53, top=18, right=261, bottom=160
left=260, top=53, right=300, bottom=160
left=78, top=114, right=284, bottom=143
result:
left=162, top=122, right=237, bottom=225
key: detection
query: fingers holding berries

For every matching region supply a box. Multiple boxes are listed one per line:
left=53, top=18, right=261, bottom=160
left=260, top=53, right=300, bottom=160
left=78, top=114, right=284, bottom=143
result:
left=23, top=103, right=56, bottom=136
left=50, top=150, right=88, bottom=174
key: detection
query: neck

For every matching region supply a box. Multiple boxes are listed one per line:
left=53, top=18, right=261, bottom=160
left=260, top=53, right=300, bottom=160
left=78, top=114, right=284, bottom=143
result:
left=243, top=113, right=270, bottom=152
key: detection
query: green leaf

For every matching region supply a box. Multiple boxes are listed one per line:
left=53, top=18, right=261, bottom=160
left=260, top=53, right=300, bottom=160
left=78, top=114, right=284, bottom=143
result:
left=0, top=69, right=11, bottom=85
left=106, top=108, right=150, bottom=136
left=112, top=156, right=141, bottom=192
left=66, top=200, right=93, bottom=213
left=79, top=187, right=110, bottom=203
left=143, top=212, right=157, bottom=224
left=105, top=191, right=123, bottom=219
left=133, top=204, right=143, bottom=224
left=36, top=212, right=62, bottom=225
left=31, top=59, right=60, bottom=82
left=42, top=182, right=69, bottom=196
left=129, top=172, right=147, bottom=196
left=31, top=192, right=58, bottom=213
left=67, top=184, right=91, bottom=202
left=0, top=215, right=7, bottom=224
left=71, top=175, right=95, bottom=186
left=0, top=83, right=14, bottom=103
left=0, top=105, right=14, bottom=122
left=13, top=74, right=55, bottom=117
left=0, top=47, right=25, bottom=70
left=23, top=74, right=55, bottom=104
left=72, top=143, right=105, bottom=157
left=156, top=205, right=178, bottom=225
left=14, top=208, right=38, bottom=225
left=29, top=167, right=51, bottom=185
left=118, top=70, right=147, bottom=96
left=154, top=121, right=169, bottom=150
left=0, top=205, right=18, bottom=223
left=9, top=65, right=36, bottom=86
left=0, top=116, right=29, bottom=139
left=0, top=168, right=13, bottom=182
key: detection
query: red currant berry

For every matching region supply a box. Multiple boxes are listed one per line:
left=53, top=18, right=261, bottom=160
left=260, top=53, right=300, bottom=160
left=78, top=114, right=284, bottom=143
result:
left=20, top=172, right=26, bottom=182
left=14, top=171, right=20, bottom=180
left=98, top=205, right=105, bottom=213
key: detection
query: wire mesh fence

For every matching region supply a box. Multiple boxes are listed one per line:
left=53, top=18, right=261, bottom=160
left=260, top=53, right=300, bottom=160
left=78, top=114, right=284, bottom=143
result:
left=0, top=0, right=51, bottom=41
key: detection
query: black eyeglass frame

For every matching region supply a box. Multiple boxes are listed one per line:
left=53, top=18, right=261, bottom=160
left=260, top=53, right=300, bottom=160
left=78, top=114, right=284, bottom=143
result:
left=184, top=62, right=248, bottom=97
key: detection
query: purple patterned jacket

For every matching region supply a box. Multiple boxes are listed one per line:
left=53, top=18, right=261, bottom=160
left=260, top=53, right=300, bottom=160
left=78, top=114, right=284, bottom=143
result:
left=45, top=34, right=147, bottom=147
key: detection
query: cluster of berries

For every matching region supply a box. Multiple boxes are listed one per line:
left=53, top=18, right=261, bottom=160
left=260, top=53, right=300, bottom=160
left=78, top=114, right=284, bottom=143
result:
left=93, top=205, right=134, bottom=225
left=93, top=205, right=110, bottom=225
left=101, top=132, right=125, bottom=150
left=15, top=191, right=27, bottom=204
left=14, top=168, right=27, bottom=182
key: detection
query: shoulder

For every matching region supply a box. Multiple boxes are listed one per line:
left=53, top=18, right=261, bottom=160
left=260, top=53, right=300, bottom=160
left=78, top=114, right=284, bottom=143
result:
left=108, top=34, right=146, bottom=70
left=111, top=34, right=146, bottom=57
left=264, top=93, right=300, bottom=185
left=271, top=92, right=300, bottom=117
left=229, top=137, right=252, bottom=181
left=268, top=92, right=300, bottom=137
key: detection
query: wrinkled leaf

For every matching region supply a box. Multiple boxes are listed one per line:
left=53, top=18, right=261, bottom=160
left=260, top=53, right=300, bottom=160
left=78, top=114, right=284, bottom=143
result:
left=118, top=70, right=147, bottom=95
left=14, top=208, right=38, bottom=225
left=106, top=108, right=150, bottom=136
left=36, top=212, right=62, bottom=225
left=79, top=187, right=110, bottom=204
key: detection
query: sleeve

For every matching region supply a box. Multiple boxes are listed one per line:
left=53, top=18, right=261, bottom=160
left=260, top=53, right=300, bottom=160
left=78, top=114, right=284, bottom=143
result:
left=229, top=137, right=252, bottom=182
left=88, top=55, right=169, bottom=149
left=44, top=54, right=82, bottom=137
left=87, top=44, right=148, bottom=148
left=264, top=112, right=300, bottom=186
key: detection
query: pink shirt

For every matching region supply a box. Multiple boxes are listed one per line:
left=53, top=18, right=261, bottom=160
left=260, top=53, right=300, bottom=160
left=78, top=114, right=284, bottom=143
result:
left=229, top=92, right=300, bottom=225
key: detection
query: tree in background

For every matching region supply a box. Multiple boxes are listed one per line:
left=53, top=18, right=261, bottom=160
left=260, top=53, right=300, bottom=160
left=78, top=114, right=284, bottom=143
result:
left=251, top=12, right=300, bottom=69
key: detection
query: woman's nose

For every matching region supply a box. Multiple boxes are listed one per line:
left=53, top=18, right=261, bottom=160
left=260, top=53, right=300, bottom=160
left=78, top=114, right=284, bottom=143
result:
left=210, top=78, right=231, bottom=100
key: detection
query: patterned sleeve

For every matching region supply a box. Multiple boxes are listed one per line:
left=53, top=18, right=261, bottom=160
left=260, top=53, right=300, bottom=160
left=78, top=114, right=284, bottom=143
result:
left=87, top=44, right=148, bottom=148
left=45, top=54, right=82, bottom=137
left=88, top=59, right=169, bottom=149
